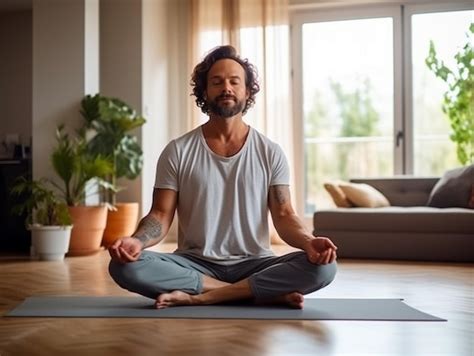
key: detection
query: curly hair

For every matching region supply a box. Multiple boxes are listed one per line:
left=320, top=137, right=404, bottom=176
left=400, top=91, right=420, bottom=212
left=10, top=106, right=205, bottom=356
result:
left=190, top=45, right=260, bottom=115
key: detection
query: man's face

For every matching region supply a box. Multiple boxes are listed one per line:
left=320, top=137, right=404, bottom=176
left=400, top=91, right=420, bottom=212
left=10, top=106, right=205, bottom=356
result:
left=205, top=59, right=249, bottom=118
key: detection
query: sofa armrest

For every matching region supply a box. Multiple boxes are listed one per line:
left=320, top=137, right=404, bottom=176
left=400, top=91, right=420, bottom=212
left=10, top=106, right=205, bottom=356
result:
left=350, top=176, right=439, bottom=206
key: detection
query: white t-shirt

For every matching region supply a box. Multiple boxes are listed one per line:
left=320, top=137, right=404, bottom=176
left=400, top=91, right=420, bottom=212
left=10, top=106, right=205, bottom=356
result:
left=154, top=125, right=290, bottom=265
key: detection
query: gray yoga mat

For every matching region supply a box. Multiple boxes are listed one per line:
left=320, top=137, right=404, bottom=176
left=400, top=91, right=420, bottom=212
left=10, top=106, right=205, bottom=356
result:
left=5, top=296, right=445, bottom=321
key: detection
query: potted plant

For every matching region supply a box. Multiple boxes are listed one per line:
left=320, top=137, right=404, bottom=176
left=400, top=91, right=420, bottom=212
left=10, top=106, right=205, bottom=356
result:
left=80, top=94, right=146, bottom=247
left=11, top=177, right=72, bottom=261
left=51, top=125, right=113, bottom=255
left=425, top=23, right=474, bottom=166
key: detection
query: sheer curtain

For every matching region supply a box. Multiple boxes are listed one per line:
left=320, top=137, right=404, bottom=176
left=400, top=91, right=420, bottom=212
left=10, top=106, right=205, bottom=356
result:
left=187, top=0, right=294, bottom=242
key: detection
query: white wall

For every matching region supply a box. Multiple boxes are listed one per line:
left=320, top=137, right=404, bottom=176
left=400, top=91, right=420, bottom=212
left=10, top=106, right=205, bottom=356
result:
left=32, top=0, right=99, bottom=184
left=101, top=0, right=191, bottom=223
left=166, top=0, right=192, bottom=140
left=141, top=0, right=169, bottom=215
left=11, top=0, right=191, bottom=234
left=0, top=10, right=32, bottom=155
left=140, top=0, right=191, bottom=240
left=100, top=0, right=143, bottom=207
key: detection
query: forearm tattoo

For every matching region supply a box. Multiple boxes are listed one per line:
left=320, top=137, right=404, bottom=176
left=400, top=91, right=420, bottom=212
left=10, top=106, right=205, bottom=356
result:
left=273, top=185, right=289, bottom=205
left=133, top=215, right=162, bottom=246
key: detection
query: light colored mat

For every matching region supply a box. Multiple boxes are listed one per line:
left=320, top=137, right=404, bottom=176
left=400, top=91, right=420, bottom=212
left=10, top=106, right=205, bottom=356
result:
left=5, top=296, right=446, bottom=321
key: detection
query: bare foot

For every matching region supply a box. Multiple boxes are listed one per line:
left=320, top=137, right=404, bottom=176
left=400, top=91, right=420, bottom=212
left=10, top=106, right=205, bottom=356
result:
left=155, top=290, right=304, bottom=309
left=260, top=292, right=304, bottom=309
left=155, top=290, right=196, bottom=309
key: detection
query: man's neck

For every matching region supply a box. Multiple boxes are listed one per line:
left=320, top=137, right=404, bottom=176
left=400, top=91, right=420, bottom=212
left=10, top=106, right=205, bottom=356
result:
left=202, top=115, right=248, bottom=142
left=201, top=115, right=250, bottom=157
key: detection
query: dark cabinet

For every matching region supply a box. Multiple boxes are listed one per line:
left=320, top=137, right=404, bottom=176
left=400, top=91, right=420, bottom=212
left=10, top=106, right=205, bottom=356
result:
left=0, top=159, right=31, bottom=253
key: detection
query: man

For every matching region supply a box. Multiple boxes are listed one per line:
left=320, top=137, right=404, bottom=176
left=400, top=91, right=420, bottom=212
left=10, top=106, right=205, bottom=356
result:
left=109, top=45, right=337, bottom=309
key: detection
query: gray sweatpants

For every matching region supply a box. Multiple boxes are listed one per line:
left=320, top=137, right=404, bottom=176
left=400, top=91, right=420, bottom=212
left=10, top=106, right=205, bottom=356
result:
left=109, top=250, right=337, bottom=300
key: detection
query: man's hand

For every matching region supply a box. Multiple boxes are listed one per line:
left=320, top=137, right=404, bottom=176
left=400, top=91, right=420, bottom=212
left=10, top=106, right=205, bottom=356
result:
left=304, top=237, right=338, bottom=265
left=108, top=237, right=143, bottom=264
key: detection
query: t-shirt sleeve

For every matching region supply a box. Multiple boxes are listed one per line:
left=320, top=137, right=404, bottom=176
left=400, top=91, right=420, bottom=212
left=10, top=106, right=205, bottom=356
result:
left=154, top=140, right=179, bottom=191
left=270, top=143, right=290, bottom=186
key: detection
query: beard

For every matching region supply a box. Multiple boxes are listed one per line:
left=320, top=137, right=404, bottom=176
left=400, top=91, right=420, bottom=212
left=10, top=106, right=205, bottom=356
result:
left=208, top=94, right=245, bottom=118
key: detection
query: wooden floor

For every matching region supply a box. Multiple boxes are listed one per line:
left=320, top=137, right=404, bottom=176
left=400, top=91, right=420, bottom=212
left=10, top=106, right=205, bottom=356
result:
left=0, top=243, right=473, bottom=356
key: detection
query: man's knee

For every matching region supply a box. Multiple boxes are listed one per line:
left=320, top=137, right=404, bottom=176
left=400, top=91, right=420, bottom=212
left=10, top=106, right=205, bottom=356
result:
left=249, top=254, right=337, bottom=299
left=108, top=253, right=203, bottom=299
left=309, top=261, right=337, bottom=289
left=294, top=253, right=337, bottom=293
left=108, top=259, right=142, bottom=289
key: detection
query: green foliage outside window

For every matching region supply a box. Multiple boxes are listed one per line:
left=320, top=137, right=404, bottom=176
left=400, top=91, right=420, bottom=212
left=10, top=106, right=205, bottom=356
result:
left=304, top=78, right=383, bottom=211
left=330, top=79, right=380, bottom=179
left=425, top=23, right=474, bottom=166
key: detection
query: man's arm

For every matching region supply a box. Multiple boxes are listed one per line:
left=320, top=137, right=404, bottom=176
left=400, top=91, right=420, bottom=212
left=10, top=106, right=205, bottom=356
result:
left=268, top=185, right=337, bottom=264
left=133, top=188, right=178, bottom=248
left=109, top=188, right=177, bottom=263
left=268, top=185, right=313, bottom=250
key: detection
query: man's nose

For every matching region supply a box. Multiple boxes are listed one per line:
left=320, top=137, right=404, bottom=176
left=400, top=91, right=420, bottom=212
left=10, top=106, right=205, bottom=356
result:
left=222, top=80, right=232, bottom=93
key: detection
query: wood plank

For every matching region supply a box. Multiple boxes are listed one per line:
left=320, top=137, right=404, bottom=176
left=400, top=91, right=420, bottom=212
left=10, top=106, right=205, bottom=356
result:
left=0, top=243, right=472, bottom=356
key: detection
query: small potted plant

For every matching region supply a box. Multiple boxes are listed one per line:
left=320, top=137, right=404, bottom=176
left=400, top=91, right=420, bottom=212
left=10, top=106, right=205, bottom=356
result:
left=51, top=125, right=113, bottom=255
left=11, top=177, right=72, bottom=261
left=80, top=94, right=146, bottom=247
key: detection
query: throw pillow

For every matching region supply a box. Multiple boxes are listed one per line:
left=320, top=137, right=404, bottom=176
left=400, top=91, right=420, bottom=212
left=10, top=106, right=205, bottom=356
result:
left=324, top=182, right=353, bottom=207
left=427, top=164, right=474, bottom=208
left=338, top=182, right=390, bottom=208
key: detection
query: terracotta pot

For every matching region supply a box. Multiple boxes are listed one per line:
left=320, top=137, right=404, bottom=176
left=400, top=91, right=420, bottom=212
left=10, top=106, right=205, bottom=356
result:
left=102, top=202, right=139, bottom=247
left=68, top=205, right=108, bottom=256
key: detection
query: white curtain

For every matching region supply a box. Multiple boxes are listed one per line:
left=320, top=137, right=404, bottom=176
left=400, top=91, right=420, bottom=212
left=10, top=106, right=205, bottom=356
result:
left=187, top=0, right=294, bottom=243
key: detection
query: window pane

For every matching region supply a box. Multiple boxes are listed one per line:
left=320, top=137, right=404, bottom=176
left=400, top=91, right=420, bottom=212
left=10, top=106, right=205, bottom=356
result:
left=302, top=18, right=394, bottom=212
left=412, top=10, right=473, bottom=175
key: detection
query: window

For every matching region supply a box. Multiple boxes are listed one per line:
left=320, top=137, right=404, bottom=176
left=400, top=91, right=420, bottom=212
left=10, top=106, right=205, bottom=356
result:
left=301, top=17, right=394, bottom=213
left=410, top=10, right=473, bottom=175
left=291, top=3, right=474, bottom=215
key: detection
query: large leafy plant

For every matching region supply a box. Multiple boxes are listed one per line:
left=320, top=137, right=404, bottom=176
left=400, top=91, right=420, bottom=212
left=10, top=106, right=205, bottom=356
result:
left=11, top=177, right=72, bottom=227
left=81, top=94, right=146, bottom=205
left=425, top=23, right=474, bottom=165
left=51, top=125, right=113, bottom=206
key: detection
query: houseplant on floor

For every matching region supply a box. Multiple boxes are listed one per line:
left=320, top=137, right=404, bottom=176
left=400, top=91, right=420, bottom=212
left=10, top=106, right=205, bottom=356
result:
left=81, top=94, right=146, bottom=247
left=11, top=177, right=72, bottom=261
left=51, top=125, right=112, bottom=256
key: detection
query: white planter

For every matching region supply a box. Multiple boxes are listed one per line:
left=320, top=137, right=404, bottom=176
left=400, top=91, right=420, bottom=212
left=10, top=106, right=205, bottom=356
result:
left=30, top=225, right=72, bottom=261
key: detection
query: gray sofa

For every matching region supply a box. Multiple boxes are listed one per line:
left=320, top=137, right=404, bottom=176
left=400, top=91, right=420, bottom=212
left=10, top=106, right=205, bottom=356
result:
left=313, top=177, right=474, bottom=262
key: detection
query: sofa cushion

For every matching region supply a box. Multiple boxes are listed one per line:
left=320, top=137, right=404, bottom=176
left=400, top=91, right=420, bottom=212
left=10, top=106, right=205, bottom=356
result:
left=313, top=207, right=474, bottom=234
left=427, top=165, right=474, bottom=208
left=338, top=182, right=390, bottom=208
left=350, top=177, right=438, bottom=206
left=323, top=182, right=353, bottom=208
